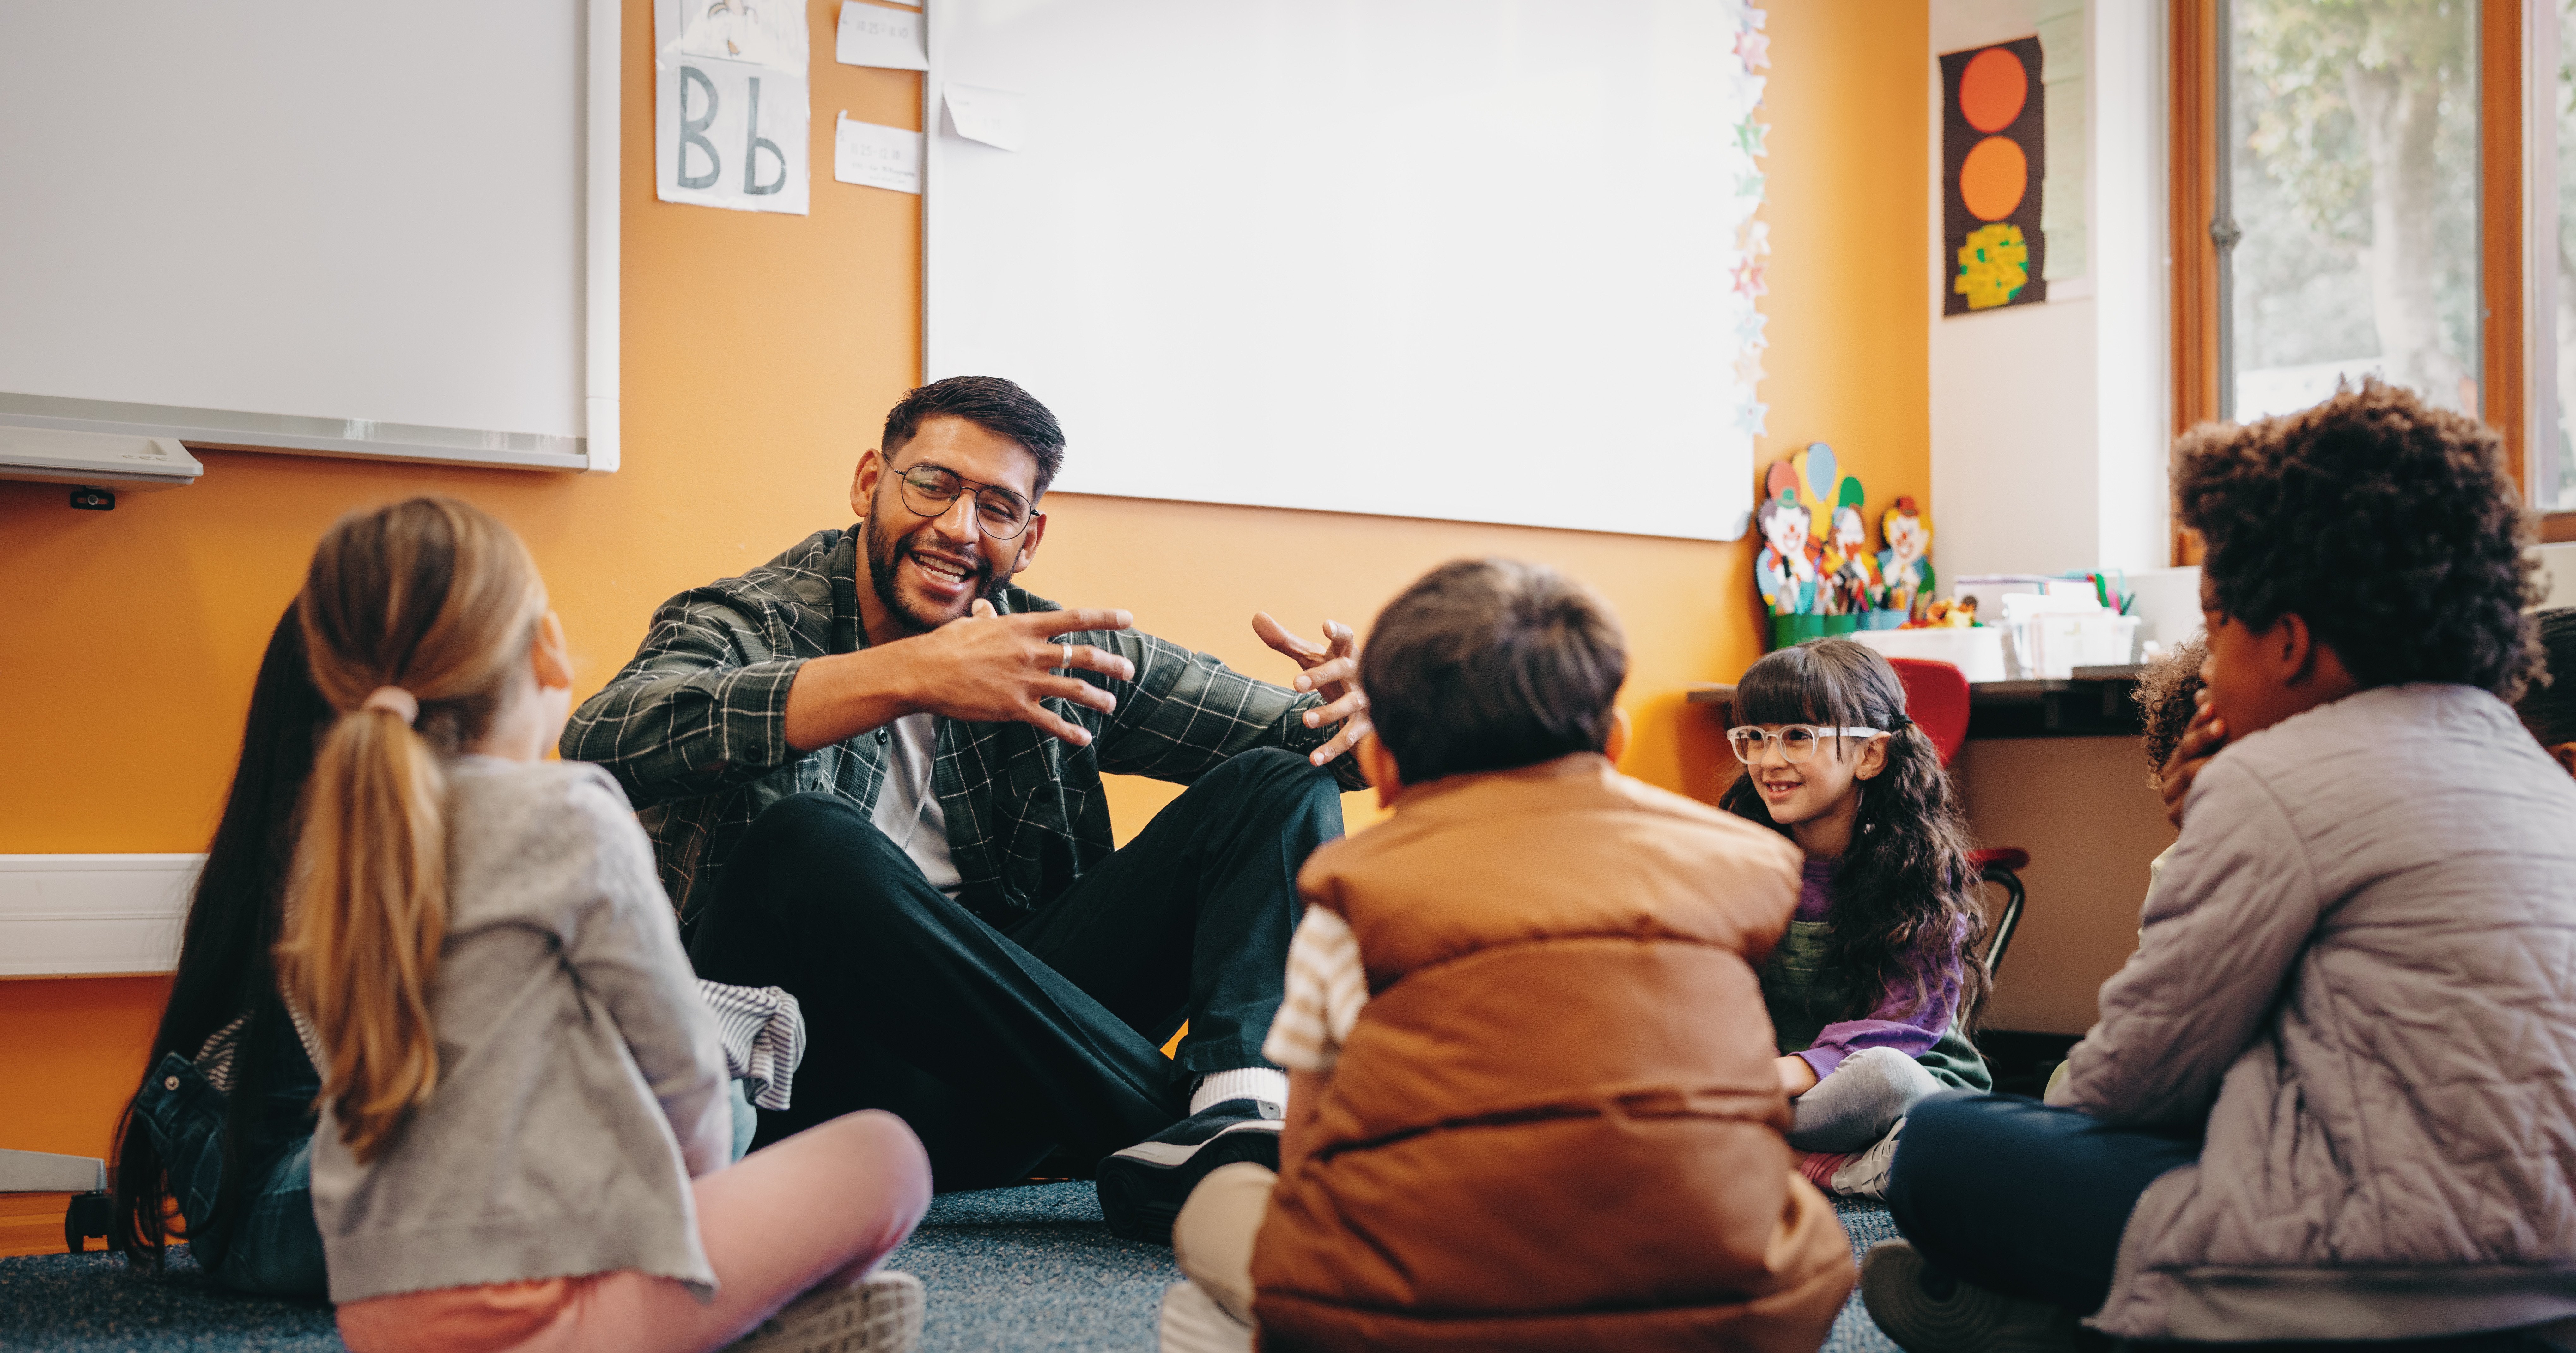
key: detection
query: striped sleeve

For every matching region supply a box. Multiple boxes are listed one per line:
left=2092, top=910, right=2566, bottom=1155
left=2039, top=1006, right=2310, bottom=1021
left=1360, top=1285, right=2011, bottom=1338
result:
left=193, top=1012, right=251, bottom=1094
left=1261, top=907, right=1369, bottom=1072
left=694, top=979, right=806, bottom=1111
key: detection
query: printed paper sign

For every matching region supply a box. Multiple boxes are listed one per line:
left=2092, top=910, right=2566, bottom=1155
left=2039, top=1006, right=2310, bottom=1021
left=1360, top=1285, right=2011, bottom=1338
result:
left=656, top=0, right=811, bottom=215
left=943, top=84, right=1025, bottom=152
left=837, top=1, right=928, bottom=71
left=835, top=113, right=923, bottom=194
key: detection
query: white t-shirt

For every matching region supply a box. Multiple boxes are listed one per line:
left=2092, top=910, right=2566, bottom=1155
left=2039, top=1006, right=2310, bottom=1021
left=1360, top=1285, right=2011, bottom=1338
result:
left=870, top=714, right=962, bottom=897
left=1261, top=907, right=1370, bottom=1072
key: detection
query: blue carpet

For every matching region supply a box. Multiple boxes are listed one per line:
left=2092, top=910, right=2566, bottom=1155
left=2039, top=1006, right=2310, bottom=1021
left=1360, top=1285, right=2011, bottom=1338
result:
left=0, top=1186, right=1902, bottom=1351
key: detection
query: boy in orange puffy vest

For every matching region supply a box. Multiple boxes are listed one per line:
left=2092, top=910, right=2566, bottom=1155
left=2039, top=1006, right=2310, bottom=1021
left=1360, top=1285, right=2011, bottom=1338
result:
left=1157, top=558, right=1853, bottom=1353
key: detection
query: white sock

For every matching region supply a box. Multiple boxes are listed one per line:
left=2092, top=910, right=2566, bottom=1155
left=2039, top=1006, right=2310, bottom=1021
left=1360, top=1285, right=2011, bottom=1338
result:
left=1191, top=1067, right=1288, bottom=1114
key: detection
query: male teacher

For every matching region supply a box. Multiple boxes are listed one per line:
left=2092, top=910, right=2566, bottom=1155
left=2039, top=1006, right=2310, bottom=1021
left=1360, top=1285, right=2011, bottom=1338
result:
left=563, top=376, right=1370, bottom=1240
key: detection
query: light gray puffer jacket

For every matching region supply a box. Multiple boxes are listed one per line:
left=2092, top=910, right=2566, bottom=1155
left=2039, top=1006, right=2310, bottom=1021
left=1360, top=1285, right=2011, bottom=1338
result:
left=2062, top=683, right=2576, bottom=1340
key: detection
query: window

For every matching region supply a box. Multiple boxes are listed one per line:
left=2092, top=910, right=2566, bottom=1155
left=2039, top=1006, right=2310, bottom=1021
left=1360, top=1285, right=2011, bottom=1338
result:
left=2544, top=2, right=2576, bottom=507
left=2173, top=0, right=2537, bottom=553
left=2221, top=0, right=2482, bottom=422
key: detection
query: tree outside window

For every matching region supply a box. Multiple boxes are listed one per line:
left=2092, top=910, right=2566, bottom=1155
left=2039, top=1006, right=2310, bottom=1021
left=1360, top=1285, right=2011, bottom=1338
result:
left=2224, top=0, right=2480, bottom=424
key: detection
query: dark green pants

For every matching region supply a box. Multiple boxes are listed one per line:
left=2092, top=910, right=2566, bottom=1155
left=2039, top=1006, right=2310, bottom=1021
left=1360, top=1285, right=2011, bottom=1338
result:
left=688, top=747, right=1340, bottom=1191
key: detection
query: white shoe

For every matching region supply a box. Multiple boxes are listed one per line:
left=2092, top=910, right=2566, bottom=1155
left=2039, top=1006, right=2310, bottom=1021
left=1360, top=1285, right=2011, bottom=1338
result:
left=728, top=1271, right=924, bottom=1353
left=1158, top=1279, right=1255, bottom=1353
left=1829, top=1119, right=1904, bottom=1200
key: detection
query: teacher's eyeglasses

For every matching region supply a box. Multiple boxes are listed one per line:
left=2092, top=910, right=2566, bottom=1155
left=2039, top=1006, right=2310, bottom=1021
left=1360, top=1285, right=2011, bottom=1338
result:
left=889, top=463, right=1037, bottom=540
left=1726, top=724, right=1887, bottom=764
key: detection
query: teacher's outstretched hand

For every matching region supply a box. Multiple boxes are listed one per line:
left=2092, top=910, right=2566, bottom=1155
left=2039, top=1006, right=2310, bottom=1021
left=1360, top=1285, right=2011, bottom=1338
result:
left=1253, top=612, right=1372, bottom=769
left=784, top=600, right=1137, bottom=751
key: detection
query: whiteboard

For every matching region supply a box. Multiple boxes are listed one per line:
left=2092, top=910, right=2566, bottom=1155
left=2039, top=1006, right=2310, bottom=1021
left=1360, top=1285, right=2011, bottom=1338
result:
left=925, top=0, right=1768, bottom=541
left=0, top=2, right=619, bottom=473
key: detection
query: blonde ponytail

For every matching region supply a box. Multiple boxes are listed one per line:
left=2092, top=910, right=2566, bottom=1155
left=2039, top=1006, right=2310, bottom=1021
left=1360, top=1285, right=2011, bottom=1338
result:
left=276, top=498, right=547, bottom=1163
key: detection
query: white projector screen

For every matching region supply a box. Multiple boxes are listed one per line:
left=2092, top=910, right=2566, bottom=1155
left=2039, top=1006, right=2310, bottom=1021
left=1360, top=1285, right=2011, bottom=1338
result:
left=0, top=2, right=618, bottom=473
left=924, top=0, right=1766, bottom=541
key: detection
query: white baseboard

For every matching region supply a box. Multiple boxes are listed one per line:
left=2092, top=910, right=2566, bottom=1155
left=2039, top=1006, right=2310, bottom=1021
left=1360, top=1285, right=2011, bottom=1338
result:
left=0, top=854, right=201, bottom=977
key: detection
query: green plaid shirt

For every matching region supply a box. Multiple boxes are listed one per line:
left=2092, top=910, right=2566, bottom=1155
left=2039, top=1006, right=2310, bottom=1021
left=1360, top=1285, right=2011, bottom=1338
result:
left=563, top=525, right=1366, bottom=928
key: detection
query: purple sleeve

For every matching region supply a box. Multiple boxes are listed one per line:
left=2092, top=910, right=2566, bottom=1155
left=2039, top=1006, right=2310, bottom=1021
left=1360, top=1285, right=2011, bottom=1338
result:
left=1794, top=919, right=1967, bottom=1080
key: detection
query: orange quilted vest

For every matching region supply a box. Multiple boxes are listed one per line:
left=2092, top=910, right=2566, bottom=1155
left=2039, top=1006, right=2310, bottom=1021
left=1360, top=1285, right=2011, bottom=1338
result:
left=1249, top=755, right=1854, bottom=1352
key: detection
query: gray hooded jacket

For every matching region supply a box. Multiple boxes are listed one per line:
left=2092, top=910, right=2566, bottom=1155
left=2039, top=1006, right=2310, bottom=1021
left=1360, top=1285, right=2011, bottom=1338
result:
left=2063, top=683, right=2576, bottom=1340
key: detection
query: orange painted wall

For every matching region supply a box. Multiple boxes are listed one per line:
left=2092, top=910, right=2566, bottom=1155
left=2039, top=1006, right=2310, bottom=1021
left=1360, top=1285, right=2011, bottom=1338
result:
left=0, top=0, right=1929, bottom=1219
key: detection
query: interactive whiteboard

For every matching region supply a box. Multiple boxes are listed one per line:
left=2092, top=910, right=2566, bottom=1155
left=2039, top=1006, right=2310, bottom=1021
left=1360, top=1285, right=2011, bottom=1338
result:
left=0, top=2, right=618, bottom=473
left=924, top=0, right=1769, bottom=541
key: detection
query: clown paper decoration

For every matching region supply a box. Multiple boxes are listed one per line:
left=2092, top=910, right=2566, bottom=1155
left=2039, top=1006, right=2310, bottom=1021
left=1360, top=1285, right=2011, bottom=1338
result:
left=1879, top=496, right=1934, bottom=618
left=1754, top=486, right=1820, bottom=616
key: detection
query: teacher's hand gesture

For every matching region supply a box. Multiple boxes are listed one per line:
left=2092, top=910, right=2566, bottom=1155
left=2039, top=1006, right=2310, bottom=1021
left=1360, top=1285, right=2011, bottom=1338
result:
left=1252, top=613, right=1371, bottom=770
left=784, top=600, right=1138, bottom=752
left=920, top=599, right=1139, bottom=746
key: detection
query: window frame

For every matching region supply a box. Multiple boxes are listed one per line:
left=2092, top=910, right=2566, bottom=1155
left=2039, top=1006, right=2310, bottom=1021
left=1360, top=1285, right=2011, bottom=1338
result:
left=2170, top=0, right=2552, bottom=560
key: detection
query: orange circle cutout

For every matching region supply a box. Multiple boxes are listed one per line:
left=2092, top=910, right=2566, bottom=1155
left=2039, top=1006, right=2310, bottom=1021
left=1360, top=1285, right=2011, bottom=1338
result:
left=1959, top=47, right=2028, bottom=132
left=1959, top=135, right=2028, bottom=221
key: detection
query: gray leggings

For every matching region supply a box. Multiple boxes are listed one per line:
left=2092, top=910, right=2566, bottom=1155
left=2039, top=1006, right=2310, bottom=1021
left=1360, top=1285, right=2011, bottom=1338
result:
left=1787, top=1046, right=1944, bottom=1153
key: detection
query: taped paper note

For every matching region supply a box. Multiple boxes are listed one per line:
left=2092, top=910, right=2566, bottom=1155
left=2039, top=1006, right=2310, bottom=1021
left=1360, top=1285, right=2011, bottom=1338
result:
left=944, top=84, right=1026, bottom=152
left=2044, top=81, right=2087, bottom=182
left=837, top=1, right=928, bottom=71
left=836, top=112, right=923, bottom=193
left=665, top=0, right=808, bottom=69
left=2042, top=225, right=2087, bottom=281
left=2037, top=13, right=2084, bottom=83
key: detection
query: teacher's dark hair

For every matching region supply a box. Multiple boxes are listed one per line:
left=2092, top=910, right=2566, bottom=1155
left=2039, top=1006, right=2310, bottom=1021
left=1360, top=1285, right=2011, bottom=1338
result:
left=2173, top=378, right=2543, bottom=701
left=1360, top=558, right=1627, bottom=784
left=111, top=603, right=331, bottom=1271
left=882, top=375, right=1067, bottom=498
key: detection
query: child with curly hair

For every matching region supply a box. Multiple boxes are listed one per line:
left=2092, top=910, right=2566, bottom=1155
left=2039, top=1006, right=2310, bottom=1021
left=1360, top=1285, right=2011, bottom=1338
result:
left=1715, top=639, right=1991, bottom=1202
left=1865, top=380, right=2576, bottom=1350
left=2517, top=607, right=2576, bottom=777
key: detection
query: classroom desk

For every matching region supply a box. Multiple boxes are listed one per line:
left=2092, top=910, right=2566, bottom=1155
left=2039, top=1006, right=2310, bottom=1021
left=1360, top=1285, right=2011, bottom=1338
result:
left=1686, top=664, right=2146, bottom=740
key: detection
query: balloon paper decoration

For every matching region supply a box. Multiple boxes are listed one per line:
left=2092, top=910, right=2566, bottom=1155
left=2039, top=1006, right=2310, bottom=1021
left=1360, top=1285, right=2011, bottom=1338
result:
left=1941, top=38, right=2046, bottom=314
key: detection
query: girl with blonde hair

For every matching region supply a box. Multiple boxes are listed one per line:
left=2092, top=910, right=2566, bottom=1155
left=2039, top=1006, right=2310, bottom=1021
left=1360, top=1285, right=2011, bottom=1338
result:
left=281, top=497, right=930, bottom=1353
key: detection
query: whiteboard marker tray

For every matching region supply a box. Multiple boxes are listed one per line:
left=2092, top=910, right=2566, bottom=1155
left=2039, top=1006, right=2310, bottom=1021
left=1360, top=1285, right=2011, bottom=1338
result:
left=0, top=423, right=202, bottom=488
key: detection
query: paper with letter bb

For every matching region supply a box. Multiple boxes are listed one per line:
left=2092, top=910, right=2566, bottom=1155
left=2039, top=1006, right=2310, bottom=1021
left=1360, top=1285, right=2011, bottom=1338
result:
left=836, top=113, right=923, bottom=193
left=838, top=1, right=928, bottom=70
left=943, top=84, right=1026, bottom=152
left=654, top=0, right=811, bottom=214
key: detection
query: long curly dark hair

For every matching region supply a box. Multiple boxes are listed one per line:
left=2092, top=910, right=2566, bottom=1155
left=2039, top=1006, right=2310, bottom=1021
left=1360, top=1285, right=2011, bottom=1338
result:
left=2174, top=378, right=2543, bottom=700
left=1719, top=638, right=1989, bottom=1028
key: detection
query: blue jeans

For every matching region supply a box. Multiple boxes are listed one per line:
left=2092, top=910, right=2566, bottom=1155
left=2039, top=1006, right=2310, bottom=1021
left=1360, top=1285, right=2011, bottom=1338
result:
left=132, top=1051, right=329, bottom=1298
left=136, top=1053, right=759, bottom=1298
left=1889, top=1093, right=2576, bottom=1350
left=1884, top=1090, right=2201, bottom=1316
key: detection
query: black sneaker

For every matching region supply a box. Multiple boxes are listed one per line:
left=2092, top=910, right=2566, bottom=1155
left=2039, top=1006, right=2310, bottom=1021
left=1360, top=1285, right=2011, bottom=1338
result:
left=1858, top=1239, right=2082, bottom=1353
left=1095, top=1099, right=1283, bottom=1244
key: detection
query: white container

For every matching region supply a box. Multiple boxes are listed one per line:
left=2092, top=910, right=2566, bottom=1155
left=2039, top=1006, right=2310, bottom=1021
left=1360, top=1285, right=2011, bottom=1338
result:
left=2013, top=613, right=2141, bottom=678
left=1848, top=626, right=2012, bottom=683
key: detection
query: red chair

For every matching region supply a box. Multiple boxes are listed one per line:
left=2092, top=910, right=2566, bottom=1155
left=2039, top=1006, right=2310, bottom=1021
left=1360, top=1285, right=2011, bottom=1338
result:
left=1884, top=658, right=2027, bottom=974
